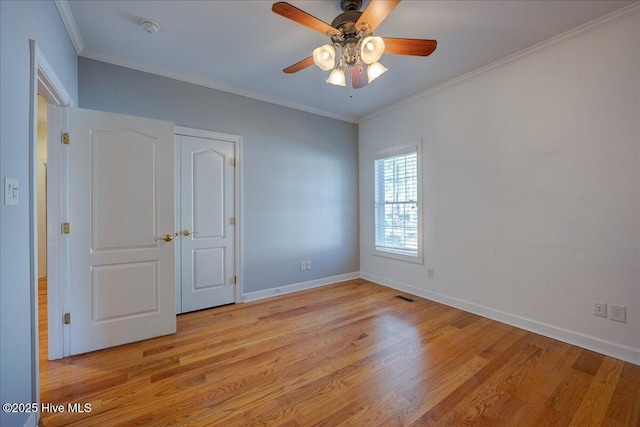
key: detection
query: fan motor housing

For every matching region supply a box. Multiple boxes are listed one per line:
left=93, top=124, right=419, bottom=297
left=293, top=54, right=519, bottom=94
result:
left=340, top=0, right=362, bottom=12
left=330, top=11, right=362, bottom=43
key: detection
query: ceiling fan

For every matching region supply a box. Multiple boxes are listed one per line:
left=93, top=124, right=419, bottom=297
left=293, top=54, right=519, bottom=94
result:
left=272, top=0, right=437, bottom=89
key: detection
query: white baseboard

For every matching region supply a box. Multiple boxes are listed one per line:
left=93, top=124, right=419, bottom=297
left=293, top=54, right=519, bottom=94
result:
left=361, top=272, right=640, bottom=366
left=241, top=272, right=361, bottom=303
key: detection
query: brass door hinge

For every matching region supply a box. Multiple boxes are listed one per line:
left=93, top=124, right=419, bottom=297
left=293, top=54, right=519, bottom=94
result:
left=231, top=158, right=237, bottom=167
left=230, top=217, right=236, bottom=225
left=230, top=275, right=236, bottom=285
left=62, top=222, right=70, bottom=234
left=63, top=313, right=71, bottom=325
left=61, top=132, right=70, bottom=145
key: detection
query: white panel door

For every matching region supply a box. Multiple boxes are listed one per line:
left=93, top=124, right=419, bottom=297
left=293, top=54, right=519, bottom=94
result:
left=179, top=135, right=235, bottom=312
left=64, top=107, right=176, bottom=355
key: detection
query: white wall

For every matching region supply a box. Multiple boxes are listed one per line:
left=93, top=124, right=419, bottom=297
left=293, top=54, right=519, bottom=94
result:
left=0, top=1, right=78, bottom=426
left=359, top=11, right=639, bottom=363
left=78, top=58, right=360, bottom=296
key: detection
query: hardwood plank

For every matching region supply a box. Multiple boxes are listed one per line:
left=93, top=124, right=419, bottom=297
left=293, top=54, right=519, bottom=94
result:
left=309, top=400, right=364, bottom=427
left=410, top=332, right=534, bottom=425
left=450, top=311, right=482, bottom=329
left=569, top=357, right=624, bottom=426
left=510, top=335, right=577, bottom=403
left=343, top=390, right=411, bottom=426
left=388, top=324, right=520, bottom=425
left=41, top=373, right=128, bottom=403
left=573, top=349, right=606, bottom=376
left=38, top=279, right=640, bottom=427
left=428, top=333, right=547, bottom=426
left=604, top=363, right=640, bottom=426
left=542, top=360, right=597, bottom=425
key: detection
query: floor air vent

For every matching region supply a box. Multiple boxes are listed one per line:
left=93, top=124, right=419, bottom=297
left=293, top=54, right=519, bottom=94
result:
left=395, top=295, right=415, bottom=303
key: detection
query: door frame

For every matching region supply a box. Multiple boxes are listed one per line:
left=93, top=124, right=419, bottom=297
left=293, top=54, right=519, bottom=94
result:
left=174, top=126, right=243, bottom=312
left=29, top=39, right=72, bottom=425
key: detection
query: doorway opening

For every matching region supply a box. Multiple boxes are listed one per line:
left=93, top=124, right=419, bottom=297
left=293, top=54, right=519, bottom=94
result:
left=29, top=39, right=72, bottom=420
left=36, top=93, right=48, bottom=366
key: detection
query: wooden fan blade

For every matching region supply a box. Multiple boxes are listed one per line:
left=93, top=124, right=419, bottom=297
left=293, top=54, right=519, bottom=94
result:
left=350, top=66, right=368, bottom=89
left=272, top=2, right=337, bottom=36
left=356, top=0, right=401, bottom=32
left=283, top=56, right=315, bottom=74
left=383, top=38, right=437, bottom=56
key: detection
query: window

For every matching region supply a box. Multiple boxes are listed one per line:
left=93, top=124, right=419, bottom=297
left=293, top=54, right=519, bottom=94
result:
left=374, top=143, right=422, bottom=262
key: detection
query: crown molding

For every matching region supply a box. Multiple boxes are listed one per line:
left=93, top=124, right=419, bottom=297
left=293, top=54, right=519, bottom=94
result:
left=360, top=2, right=640, bottom=124
left=54, top=0, right=84, bottom=55
left=79, top=49, right=358, bottom=124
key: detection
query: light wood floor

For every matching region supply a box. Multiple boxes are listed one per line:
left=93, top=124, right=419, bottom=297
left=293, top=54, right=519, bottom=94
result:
left=38, top=278, right=640, bottom=426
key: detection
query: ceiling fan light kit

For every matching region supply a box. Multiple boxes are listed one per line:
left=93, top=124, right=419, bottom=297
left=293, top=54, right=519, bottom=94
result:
left=367, top=61, right=388, bottom=84
left=327, top=68, right=347, bottom=87
left=313, top=44, right=336, bottom=70
left=360, top=36, right=385, bottom=64
left=272, top=0, right=437, bottom=90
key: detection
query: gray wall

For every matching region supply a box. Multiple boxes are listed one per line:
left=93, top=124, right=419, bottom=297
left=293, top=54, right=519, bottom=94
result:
left=0, top=1, right=78, bottom=426
left=79, top=58, right=359, bottom=294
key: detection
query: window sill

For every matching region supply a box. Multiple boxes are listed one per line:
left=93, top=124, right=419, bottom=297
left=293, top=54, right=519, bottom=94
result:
left=373, top=248, right=423, bottom=264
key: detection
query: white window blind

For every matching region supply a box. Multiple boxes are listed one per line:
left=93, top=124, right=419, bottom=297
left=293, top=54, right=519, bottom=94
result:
left=374, top=148, right=419, bottom=257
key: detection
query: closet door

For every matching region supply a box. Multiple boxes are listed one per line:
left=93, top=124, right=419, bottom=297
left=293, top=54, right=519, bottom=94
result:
left=178, top=134, right=236, bottom=313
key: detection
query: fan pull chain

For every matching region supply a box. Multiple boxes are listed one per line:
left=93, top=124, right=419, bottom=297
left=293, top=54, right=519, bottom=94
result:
left=347, top=66, right=353, bottom=98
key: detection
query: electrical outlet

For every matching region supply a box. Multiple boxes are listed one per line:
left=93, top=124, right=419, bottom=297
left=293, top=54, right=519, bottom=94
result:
left=300, top=261, right=306, bottom=271
left=610, top=305, right=626, bottom=323
left=305, top=260, right=311, bottom=270
left=594, top=302, right=607, bottom=318
left=427, top=268, right=434, bottom=279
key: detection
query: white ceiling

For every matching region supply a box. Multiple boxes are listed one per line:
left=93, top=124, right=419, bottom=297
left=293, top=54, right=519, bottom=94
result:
left=64, top=0, right=635, bottom=122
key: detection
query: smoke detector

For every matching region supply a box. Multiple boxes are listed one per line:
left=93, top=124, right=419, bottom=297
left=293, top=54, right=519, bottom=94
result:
left=140, top=19, right=160, bottom=35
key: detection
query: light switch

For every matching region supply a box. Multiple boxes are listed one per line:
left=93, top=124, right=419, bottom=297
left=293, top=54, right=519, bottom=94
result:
left=4, top=177, right=18, bottom=205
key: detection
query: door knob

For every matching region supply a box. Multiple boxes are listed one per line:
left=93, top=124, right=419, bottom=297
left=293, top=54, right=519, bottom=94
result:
left=155, top=234, right=174, bottom=242
left=183, top=229, right=199, bottom=236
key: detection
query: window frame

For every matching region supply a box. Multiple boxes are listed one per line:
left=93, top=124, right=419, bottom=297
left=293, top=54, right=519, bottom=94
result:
left=373, top=141, right=423, bottom=264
